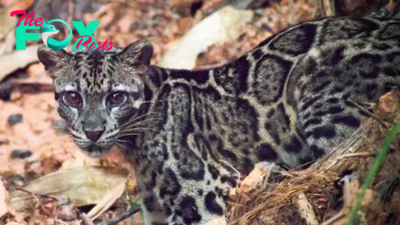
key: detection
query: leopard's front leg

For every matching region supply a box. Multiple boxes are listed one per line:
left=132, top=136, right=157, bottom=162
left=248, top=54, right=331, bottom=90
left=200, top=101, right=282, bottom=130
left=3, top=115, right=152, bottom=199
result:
left=136, top=134, right=232, bottom=225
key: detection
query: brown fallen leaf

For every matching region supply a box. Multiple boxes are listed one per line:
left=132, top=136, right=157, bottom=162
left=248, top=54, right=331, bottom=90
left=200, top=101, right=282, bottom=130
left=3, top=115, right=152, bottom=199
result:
left=0, top=45, right=40, bottom=81
left=159, top=6, right=254, bottom=69
left=377, top=91, right=399, bottom=114
left=87, top=181, right=126, bottom=221
left=10, top=166, right=129, bottom=212
left=237, top=165, right=265, bottom=194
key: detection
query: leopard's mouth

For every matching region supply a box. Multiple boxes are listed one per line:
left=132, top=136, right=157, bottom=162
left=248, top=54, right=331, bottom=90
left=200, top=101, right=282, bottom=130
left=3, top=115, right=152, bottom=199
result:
left=81, top=144, right=112, bottom=158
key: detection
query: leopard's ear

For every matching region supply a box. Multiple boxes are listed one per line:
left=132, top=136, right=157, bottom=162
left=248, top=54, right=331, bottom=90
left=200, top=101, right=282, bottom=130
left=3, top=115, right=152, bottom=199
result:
left=37, top=44, right=72, bottom=77
left=118, top=39, right=153, bottom=65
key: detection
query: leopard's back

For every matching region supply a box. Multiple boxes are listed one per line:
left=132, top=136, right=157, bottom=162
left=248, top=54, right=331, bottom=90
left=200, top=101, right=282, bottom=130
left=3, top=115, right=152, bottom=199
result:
left=178, top=17, right=400, bottom=169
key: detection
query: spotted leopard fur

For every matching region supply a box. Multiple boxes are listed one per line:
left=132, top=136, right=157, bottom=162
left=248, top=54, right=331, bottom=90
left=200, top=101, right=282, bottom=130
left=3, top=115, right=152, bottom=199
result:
left=38, top=16, right=400, bottom=225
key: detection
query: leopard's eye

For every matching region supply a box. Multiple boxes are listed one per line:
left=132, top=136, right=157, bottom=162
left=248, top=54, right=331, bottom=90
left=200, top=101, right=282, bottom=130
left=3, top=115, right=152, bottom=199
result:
left=107, top=92, right=126, bottom=106
left=64, top=91, right=83, bottom=107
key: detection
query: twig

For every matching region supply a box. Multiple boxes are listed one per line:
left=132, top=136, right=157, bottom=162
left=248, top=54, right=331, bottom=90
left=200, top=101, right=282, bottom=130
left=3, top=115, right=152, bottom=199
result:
left=81, top=213, right=96, bottom=225
left=347, top=98, right=387, bottom=127
left=296, top=192, right=319, bottom=225
left=345, top=120, right=400, bottom=225
left=97, top=206, right=141, bottom=225
left=322, top=211, right=345, bottom=225
left=15, top=187, right=59, bottom=202
left=336, top=152, right=376, bottom=159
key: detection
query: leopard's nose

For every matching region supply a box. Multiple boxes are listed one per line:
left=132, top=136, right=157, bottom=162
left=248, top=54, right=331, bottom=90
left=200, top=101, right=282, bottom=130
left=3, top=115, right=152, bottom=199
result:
left=84, top=129, right=104, bottom=142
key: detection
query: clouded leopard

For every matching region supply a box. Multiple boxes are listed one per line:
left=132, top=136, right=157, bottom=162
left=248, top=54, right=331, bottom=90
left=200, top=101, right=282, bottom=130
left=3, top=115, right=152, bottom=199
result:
left=38, top=16, right=400, bottom=225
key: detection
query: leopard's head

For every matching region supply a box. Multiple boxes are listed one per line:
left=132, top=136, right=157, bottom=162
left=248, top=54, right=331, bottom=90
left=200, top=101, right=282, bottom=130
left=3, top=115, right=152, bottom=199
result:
left=37, top=39, right=154, bottom=157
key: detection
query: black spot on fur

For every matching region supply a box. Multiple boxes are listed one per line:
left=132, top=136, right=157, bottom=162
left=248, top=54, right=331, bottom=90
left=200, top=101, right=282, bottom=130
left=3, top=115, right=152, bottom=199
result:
left=221, top=175, right=237, bottom=187
left=253, top=55, right=293, bottom=104
left=311, top=145, right=325, bottom=158
left=365, top=83, right=379, bottom=101
left=159, top=169, right=181, bottom=198
left=303, top=117, right=323, bottom=128
left=313, top=105, right=345, bottom=117
left=148, top=66, right=162, bottom=87
left=174, top=67, right=201, bottom=84
left=242, top=157, right=255, bottom=174
left=147, top=171, right=158, bottom=189
left=206, top=85, right=224, bottom=101
left=266, top=109, right=275, bottom=118
left=208, top=164, right=220, bottom=180
left=161, top=143, right=169, bottom=160
left=216, top=136, right=238, bottom=161
left=258, top=143, right=278, bottom=161
left=270, top=131, right=281, bottom=145
left=143, top=82, right=154, bottom=103
left=278, top=103, right=291, bottom=126
left=173, top=151, right=180, bottom=160
left=330, top=86, right=345, bottom=94
left=328, top=105, right=345, bottom=114
left=314, top=102, right=323, bottom=109
left=301, top=95, right=323, bottom=111
left=327, top=98, right=339, bottom=104
left=180, top=150, right=205, bottom=180
left=323, top=46, right=346, bottom=65
left=233, top=56, right=250, bottom=93
left=108, top=65, right=116, bottom=73
left=312, top=80, right=332, bottom=92
left=252, top=48, right=263, bottom=60
left=283, top=136, right=302, bottom=153
left=143, top=195, right=154, bottom=212
left=218, top=148, right=238, bottom=162
left=205, top=192, right=224, bottom=215
left=332, top=115, right=361, bottom=128
left=306, top=126, right=337, bottom=139
left=179, top=196, right=201, bottom=224
left=270, top=23, right=317, bottom=55
left=349, top=54, right=381, bottom=79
